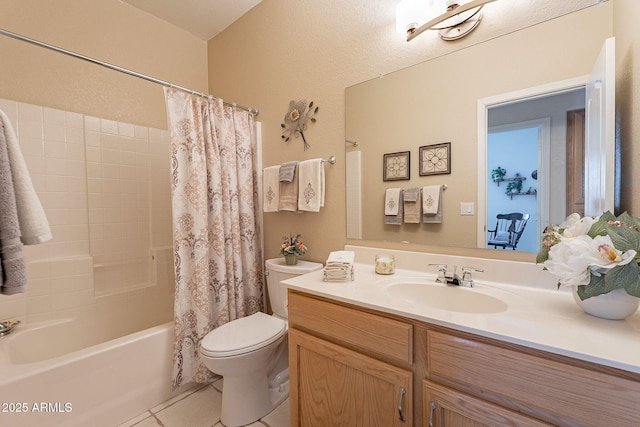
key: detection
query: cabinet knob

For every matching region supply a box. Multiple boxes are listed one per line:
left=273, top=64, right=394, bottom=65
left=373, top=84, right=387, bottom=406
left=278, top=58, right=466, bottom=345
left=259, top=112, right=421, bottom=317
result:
left=397, top=387, right=407, bottom=422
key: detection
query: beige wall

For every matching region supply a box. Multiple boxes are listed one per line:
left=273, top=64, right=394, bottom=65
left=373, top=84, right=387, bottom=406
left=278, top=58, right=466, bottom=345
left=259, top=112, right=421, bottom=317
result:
left=208, top=0, right=620, bottom=264
left=0, top=0, right=208, bottom=129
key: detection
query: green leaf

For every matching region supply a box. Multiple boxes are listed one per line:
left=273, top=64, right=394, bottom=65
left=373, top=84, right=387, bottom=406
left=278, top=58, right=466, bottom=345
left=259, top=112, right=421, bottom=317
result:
left=600, top=210, right=616, bottom=221
left=606, top=226, right=640, bottom=252
left=577, top=273, right=606, bottom=300
left=606, top=262, right=640, bottom=297
left=587, top=220, right=608, bottom=238
left=603, top=263, right=636, bottom=292
left=536, top=248, right=549, bottom=264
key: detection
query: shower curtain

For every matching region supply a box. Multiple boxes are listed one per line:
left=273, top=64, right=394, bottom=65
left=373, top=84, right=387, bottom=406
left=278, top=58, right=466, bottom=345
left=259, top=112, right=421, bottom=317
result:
left=164, top=88, right=264, bottom=387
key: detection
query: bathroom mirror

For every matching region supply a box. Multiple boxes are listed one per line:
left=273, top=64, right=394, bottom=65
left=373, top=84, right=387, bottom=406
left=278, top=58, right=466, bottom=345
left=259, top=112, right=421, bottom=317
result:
left=345, top=3, right=614, bottom=254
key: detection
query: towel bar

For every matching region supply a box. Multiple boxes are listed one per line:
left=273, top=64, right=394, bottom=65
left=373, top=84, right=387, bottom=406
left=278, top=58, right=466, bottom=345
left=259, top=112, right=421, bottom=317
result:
left=322, top=155, right=336, bottom=164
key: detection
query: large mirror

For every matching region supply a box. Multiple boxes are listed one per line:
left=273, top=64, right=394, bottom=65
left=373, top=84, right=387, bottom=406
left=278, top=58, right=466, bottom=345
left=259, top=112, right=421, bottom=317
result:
left=345, top=2, right=614, bottom=255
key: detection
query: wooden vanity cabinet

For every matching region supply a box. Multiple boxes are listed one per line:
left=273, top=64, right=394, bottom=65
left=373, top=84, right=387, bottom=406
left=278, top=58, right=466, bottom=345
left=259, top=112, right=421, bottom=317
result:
left=425, top=330, right=640, bottom=427
left=287, top=291, right=640, bottom=427
left=288, top=291, right=413, bottom=426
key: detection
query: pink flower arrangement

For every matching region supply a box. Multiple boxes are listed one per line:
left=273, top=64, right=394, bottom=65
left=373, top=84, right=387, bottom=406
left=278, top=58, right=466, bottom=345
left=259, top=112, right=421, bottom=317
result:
left=280, top=234, right=307, bottom=256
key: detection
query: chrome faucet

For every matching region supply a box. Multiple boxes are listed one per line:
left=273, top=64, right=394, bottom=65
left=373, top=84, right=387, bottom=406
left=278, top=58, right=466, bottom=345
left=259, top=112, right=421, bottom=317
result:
left=0, top=319, right=20, bottom=337
left=429, top=264, right=483, bottom=287
left=428, top=264, right=460, bottom=286
left=460, top=267, right=484, bottom=288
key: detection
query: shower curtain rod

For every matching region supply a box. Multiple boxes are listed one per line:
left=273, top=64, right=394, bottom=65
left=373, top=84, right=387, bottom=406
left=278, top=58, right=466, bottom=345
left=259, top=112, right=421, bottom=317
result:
left=0, top=28, right=259, bottom=116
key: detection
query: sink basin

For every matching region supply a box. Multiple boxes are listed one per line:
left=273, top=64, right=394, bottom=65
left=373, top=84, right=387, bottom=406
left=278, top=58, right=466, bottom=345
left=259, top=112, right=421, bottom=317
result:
left=385, top=281, right=508, bottom=314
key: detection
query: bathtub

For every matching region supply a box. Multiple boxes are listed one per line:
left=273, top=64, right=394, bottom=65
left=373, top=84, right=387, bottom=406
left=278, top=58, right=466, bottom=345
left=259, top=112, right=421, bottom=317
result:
left=0, top=319, right=185, bottom=427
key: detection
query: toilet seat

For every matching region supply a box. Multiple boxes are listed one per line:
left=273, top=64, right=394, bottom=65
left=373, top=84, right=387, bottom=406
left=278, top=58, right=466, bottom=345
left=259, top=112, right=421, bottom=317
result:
left=200, top=312, right=286, bottom=358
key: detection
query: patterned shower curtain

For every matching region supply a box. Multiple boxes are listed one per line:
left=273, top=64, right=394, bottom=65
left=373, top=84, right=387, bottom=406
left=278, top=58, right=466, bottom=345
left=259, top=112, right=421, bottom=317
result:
left=164, top=88, right=264, bottom=388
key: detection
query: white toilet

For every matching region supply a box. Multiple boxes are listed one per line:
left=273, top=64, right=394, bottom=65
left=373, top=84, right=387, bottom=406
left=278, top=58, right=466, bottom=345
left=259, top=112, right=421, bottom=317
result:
left=199, top=258, right=322, bottom=427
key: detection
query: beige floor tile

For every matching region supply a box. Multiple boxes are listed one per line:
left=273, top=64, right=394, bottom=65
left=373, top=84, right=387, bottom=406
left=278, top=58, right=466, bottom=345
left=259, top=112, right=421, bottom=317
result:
left=150, top=382, right=204, bottom=413
left=261, top=399, right=290, bottom=427
left=127, top=415, right=163, bottom=427
left=116, top=411, right=153, bottom=427
left=154, top=385, right=222, bottom=427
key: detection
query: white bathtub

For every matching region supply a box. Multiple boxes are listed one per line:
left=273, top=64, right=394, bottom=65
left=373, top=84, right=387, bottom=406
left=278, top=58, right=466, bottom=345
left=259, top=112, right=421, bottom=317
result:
left=0, top=319, right=184, bottom=427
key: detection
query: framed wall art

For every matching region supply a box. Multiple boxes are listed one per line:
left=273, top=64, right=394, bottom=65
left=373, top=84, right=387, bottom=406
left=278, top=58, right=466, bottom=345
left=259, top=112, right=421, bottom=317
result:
left=383, top=151, right=410, bottom=181
left=419, top=142, right=451, bottom=176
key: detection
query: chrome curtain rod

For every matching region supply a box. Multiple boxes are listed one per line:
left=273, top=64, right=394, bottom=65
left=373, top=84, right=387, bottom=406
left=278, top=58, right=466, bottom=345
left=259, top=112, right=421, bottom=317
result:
left=0, top=28, right=259, bottom=116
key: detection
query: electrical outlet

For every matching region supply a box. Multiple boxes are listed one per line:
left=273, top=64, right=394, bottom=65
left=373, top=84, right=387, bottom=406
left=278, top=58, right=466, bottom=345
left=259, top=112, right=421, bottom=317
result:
left=460, top=202, right=474, bottom=216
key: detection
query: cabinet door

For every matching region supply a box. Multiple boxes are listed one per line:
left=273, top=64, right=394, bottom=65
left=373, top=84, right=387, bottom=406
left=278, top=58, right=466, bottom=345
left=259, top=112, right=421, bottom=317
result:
left=290, top=328, right=412, bottom=427
left=424, top=380, right=553, bottom=427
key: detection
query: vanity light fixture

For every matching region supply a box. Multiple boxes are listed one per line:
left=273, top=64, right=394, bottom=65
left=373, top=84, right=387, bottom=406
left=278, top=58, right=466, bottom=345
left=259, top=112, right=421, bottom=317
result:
left=396, top=0, right=497, bottom=41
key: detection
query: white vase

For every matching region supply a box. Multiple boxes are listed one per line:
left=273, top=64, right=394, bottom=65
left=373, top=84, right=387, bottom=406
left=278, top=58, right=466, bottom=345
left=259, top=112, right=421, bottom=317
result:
left=572, top=287, right=640, bottom=320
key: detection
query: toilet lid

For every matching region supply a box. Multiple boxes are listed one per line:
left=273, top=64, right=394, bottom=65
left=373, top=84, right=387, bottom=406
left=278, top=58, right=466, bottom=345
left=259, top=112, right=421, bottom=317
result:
left=200, top=312, right=286, bottom=357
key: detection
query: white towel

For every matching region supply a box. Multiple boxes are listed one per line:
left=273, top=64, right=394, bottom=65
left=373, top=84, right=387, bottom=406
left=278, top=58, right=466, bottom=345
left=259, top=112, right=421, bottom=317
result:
left=323, top=250, right=355, bottom=282
left=422, top=185, right=443, bottom=224
left=326, top=250, right=355, bottom=267
left=298, top=159, right=325, bottom=212
left=262, top=166, right=280, bottom=212
left=385, top=188, right=403, bottom=225
left=384, top=188, right=401, bottom=215
left=0, top=110, right=52, bottom=245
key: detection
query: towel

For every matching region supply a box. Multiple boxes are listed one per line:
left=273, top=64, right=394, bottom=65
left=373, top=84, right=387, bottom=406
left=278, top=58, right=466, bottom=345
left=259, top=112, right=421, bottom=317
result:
left=384, top=188, right=403, bottom=225
left=323, top=250, right=355, bottom=282
left=0, top=120, right=27, bottom=295
left=403, top=187, right=421, bottom=224
left=422, top=185, right=443, bottom=224
left=298, top=159, right=325, bottom=212
left=278, top=163, right=299, bottom=211
left=262, top=166, right=280, bottom=212
left=0, top=110, right=52, bottom=244
left=278, top=160, right=298, bottom=182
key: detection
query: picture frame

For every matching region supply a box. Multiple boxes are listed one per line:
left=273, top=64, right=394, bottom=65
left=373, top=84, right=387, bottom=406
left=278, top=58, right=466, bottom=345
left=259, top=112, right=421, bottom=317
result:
left=419, top=142, right=451, bottom=176
left=383, top=151, right=410, bottom=181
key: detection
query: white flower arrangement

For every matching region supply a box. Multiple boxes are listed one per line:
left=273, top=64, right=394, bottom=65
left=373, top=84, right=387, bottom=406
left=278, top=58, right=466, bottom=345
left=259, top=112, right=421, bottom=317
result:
left=537, top=211, right=640, bottom=301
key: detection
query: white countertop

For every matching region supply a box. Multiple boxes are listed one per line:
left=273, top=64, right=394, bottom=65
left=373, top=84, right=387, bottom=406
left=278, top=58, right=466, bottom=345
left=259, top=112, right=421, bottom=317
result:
left=282, top=262, right=640, bottom=374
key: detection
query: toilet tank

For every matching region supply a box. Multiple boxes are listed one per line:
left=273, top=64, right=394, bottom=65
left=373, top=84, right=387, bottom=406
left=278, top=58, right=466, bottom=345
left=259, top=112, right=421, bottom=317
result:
left=265, top=258, right=323, bottom=319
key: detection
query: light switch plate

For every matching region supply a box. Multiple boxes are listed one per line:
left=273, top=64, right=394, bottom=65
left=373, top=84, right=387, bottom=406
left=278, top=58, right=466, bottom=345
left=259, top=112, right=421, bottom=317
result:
left=460, top=202, right=474, bottom=215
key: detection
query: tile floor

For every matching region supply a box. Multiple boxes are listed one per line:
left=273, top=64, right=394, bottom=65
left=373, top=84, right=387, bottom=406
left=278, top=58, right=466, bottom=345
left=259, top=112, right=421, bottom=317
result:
left=118, top=379, right=289, bottom=427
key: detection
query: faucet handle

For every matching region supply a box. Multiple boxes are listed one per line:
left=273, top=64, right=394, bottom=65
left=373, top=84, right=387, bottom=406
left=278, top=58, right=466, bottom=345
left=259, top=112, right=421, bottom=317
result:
left=461, top=267, right=484, bottom=287
left=428, top=264, right=447, bottom=283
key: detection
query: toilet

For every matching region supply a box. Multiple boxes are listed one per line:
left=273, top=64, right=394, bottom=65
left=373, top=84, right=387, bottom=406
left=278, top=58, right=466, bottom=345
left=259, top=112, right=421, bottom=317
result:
left=200, top=258, right=322, bottom=427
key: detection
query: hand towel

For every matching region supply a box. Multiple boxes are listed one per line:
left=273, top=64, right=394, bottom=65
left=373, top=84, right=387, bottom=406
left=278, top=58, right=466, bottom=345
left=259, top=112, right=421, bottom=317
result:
left=262, top=165, right=280, bottom=212
left=384, top=188, right=403, bottom=225
left=278, top=160, right=298, bottom=182
left=323, top=250, right=355, bottom=282
left=298, top=158, right=325, bottom=212
left=403, top=187, right=421, bottom=224
left=0, top=120, right=27, bottom=295
left=278, top=163, right=299, bottom=211
left=422, top=185, right=443, bottom=224
left=326, top=250, right=355, bottom=267
left=0, top=110, right=52, bottom=244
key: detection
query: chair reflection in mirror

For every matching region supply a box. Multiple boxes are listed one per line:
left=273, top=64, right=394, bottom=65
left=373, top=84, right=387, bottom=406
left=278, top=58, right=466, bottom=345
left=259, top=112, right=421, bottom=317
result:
left=487, top=213, right=530, bottom=250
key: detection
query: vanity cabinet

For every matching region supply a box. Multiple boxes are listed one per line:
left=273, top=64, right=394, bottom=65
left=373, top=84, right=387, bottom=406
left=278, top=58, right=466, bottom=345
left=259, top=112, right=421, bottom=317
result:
left=287, top=291, right=640, bottom=427
left=288, top=291, right=413, bottom=426
left=423, top=380, right=552, bottom=427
